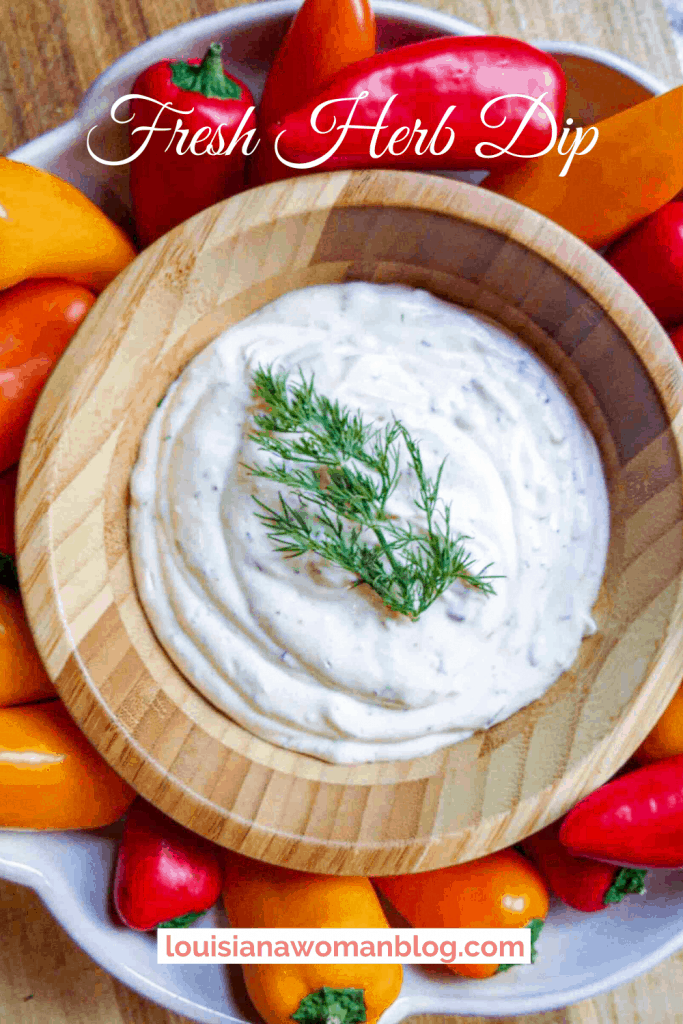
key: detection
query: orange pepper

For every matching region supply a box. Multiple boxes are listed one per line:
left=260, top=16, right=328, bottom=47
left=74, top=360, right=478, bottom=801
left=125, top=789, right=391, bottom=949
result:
left=375, top=848, right=549, bottom=979
left=634, top=680, right=683, bottom=764
left=0, top=279, right=96, bottom=474
left=0, top=158, right=136, bottom=293
left=0, top=464, right=17, bottom=555
left=484, top=85, right=683, bottom=249
left=0, top=700, right=135, bottom=829
left=0, top=583, right=56, bottom=707
left=259, top=0, right=376, bottom=127
left=222, top=850, right=402, bottom=1024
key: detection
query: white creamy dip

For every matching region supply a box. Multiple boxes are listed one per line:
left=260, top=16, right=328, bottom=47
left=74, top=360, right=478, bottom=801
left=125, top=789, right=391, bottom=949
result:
left=129, top=282, right=610, bottom=764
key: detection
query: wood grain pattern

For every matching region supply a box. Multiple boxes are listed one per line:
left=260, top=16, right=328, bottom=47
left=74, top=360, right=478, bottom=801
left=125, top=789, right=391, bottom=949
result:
left=16, top=169, right=683, bottom=874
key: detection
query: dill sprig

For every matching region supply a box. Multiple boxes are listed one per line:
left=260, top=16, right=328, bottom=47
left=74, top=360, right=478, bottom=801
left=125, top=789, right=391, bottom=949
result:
left=242, top=365, right=499, bottom=621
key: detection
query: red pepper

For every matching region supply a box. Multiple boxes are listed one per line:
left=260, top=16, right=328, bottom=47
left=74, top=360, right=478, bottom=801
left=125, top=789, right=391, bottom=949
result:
left=113, top=798, right=223, bottom=930
left=521, top=821, right=646, bottom=912
left=129, top=42, right=256, bottom=248
left=605, top=202, right=683, bottom=328
left=670, top=323, right=683, bottom=359
left=0, top=465, right=17, bottom=557
left=254, top=37, right=566, bottom=185
left=559, top=754, right=683, bottom=869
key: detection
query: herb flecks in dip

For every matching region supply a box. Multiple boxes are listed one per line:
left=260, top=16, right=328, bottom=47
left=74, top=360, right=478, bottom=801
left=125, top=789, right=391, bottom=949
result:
left=129, top=282, right=610, bottom=764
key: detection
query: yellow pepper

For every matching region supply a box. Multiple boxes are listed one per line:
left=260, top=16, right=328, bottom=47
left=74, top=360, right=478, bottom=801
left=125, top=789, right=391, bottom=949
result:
left=0, top=158, right=136, bottom=293
left=221, top=851, right=402, bottom=1024
left=0, top=700, right=135, bottom=829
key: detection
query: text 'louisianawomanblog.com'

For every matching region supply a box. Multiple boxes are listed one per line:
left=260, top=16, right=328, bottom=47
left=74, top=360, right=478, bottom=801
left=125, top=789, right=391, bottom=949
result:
left=157, top=928, right=532, bottom=964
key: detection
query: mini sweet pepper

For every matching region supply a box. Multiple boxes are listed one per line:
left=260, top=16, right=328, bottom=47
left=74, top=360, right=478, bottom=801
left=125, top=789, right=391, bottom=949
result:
left=129, top=42, right=256, bottom=247
left=0, top=158, right=135, bottom=292
left=0, top=700, right=134, bottom=829
left=560, top=754, right=683, bottom=869
left=375, top=848, right=549, bottom=979
left=114, top=798, right=223, bottom=930
left=254, top=36, right=566, bottom=184
left=521, top=821, right=646, bottom=912
left=222, top=850, right=403, bottom=1024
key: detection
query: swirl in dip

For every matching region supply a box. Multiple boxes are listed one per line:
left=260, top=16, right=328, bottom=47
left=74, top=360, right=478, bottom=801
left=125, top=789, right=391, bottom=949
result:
left=129, top=282, right=610, bottom=764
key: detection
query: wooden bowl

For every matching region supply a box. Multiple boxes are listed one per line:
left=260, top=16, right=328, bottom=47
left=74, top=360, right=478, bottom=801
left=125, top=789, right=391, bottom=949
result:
left=17, top=170, right=683, bottom=874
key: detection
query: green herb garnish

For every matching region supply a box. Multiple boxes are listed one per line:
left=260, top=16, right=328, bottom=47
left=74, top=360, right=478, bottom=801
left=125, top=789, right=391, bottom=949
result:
left=243, top=365, right=499, bottom=621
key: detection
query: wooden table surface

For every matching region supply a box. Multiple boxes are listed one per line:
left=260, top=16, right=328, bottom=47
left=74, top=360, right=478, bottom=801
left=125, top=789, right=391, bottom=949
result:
left=2, top=0, right=683, bottom=1022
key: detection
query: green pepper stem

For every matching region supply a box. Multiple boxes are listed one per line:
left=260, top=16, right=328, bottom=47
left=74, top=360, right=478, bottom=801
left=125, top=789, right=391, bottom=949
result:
left=170, top=42, right=241, bottom=100
left=157, top=909, right=205, bottom=928
left=291, top=987, right=366, bottom=1024
left=604, top=867, right=647, bottom=904
left=496, top=918, right=545, bottom=973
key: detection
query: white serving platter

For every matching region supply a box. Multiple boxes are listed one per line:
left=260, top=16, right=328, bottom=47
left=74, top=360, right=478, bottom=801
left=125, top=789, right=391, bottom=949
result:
left=5, top=1, right=682, bottom=1020
left=3, top=824, right=683, bottom=1022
